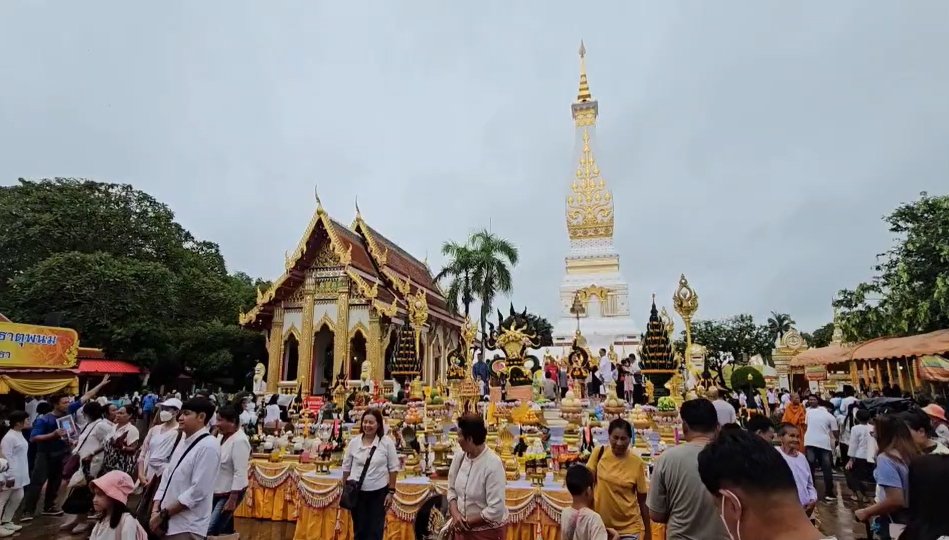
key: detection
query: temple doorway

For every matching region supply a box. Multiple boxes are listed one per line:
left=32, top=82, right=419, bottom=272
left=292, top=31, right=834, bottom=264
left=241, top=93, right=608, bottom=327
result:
left=349, top=332, right=367, bottom=381
left=283, top=333, right=299, bottom=382
left=312, top=325, right=334, bottom=395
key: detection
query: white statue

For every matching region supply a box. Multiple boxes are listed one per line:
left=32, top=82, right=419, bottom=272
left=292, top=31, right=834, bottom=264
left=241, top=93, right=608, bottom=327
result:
left=253, top=362, right=267, bottom=394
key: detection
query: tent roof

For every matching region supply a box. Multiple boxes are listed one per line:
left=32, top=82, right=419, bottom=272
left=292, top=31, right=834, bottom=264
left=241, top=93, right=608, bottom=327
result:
left=789, top=329, right=949, bottom=367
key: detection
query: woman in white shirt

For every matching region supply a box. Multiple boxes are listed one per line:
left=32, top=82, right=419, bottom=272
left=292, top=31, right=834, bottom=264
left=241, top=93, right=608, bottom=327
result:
left=137, top=398, right=182, bottom=486
left=447, top=414, right=508, bottom=540
left=341, top=408, right=400, bottom=540
left=208, top=405, right=251, bottom=536
left=263, top=394, right=282, bottom=432
left=63, top=401, right=114, bottom=534
left=101, top=404, right=140, bottom=478
left=0, top=412, right=30, bottom=535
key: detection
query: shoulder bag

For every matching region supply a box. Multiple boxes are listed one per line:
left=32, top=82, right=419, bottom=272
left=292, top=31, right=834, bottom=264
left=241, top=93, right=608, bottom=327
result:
left=63, top=419, right=99, bottom=482
left=340, top=444, right=377, bottom=511
left=150, top=433, right=211, bottom=538
left=135, top=428, right=183, bottom=527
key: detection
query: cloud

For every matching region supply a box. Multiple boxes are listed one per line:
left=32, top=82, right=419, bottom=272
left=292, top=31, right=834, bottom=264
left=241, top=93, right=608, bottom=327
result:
left=1, top=1, right=947, bottom=333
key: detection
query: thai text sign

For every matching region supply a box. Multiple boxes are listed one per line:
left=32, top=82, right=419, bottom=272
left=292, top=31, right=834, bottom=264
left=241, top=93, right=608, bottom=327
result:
left=0, top=322, right=79, bottom=368
left=304, top=396, right=324, bottom=413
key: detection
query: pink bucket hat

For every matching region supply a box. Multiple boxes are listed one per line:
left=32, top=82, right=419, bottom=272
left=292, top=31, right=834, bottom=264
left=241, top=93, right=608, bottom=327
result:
left=91, top=470, right=136, bottom=506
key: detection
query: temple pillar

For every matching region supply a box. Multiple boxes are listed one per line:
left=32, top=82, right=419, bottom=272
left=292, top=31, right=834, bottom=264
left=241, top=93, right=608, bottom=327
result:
left=369, top=310, right=383, bottom=381
left=297, top=273, right=317, bottom=397
left=266, top=307, right=285, bottom=393
left=333, top=276, right=351, bottom=379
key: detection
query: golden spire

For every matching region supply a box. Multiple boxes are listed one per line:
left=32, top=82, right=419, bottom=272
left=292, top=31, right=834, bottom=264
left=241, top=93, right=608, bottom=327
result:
left=576, top=40, right=592, bottom=103
left=566, top=129, right=613, bottom=239
left=572, top=41, right=598, bottom=126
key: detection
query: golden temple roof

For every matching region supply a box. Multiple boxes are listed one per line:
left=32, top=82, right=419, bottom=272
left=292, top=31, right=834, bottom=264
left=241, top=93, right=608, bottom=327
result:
left=239, top=192, right=458, bottom=330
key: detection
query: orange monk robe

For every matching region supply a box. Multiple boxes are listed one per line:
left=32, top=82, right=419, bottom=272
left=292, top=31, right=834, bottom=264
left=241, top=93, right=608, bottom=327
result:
left=782, top=403, right=807, bottom=436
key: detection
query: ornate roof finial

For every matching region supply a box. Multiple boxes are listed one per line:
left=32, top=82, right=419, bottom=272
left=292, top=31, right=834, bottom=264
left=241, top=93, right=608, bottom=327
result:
left=355, top=196, right=362, bottom=219
left=576, top=40, right=592, bottom=103
left=314, top=185, right=324, bottom=213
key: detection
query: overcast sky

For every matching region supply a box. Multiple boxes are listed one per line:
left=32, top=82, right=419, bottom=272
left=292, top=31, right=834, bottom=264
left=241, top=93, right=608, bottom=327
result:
left=2, top=2, right=947, bottom=333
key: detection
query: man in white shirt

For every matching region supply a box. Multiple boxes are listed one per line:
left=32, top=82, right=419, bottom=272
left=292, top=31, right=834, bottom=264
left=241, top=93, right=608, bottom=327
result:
left=597, top=349, right=613, bottom=391
left=803, top=395, right=838, bottom=502
left=708, top=387, right=737, bottom=426
left=151, top=397, right=221, bottom=539
left=209, top=405, right=251, bottom=536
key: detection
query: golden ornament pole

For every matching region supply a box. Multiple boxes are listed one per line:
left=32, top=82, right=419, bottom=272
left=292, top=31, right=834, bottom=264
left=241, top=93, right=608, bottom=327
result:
left=673, top=274, right=699, bottom=376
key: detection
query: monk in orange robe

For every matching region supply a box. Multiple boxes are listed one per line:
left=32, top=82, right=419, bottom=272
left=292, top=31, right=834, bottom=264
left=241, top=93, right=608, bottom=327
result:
left=781, top=392, right=807, bottom=436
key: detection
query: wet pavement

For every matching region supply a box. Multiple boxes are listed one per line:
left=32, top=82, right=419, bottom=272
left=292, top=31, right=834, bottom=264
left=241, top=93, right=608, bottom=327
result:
left=8, top=479, right=869, bottom=539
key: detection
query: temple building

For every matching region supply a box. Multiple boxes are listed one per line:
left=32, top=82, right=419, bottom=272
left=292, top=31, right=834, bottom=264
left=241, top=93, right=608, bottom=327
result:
left=552, top=43, right=640, bottom=353
left=239, top=197, right=461, bottom=396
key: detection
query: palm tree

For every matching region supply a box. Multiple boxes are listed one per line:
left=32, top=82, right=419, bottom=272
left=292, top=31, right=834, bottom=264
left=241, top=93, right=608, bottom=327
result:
left=469, top=230, right=518, bottom=355
left=767, top=311, right=796, bottom=341
left=434, top=241, right=476, bottom=317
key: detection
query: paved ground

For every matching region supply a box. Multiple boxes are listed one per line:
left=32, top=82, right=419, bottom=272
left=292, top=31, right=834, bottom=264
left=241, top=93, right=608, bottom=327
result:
left=5, top=477, right=869, bottom=539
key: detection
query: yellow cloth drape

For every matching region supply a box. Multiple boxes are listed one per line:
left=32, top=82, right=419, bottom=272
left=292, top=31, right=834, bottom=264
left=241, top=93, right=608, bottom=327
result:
left=0, top=374, right=77, bottom=395
left=238, top=461, right=666, bottom=540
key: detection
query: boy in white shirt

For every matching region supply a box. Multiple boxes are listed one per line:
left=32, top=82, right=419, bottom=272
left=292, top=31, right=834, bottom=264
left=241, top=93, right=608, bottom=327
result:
left=845, top=409, right=874, bottom=504
left=561, top=465, right=618, bottom=540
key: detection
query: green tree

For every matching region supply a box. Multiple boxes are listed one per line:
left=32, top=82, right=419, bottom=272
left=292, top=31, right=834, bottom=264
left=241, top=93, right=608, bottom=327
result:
left=682, top=314, right=774, bottom=367
left=0, top=178, right=267, bottom=387
left=834, top=192, right=949, bottom=341
left=468, top=230, right=519, bottom=355
left=766, top=311, right=796, bottom=342
left=435, top=241, right=476, bottom=316
left=802, top=322, right=835, bottom=348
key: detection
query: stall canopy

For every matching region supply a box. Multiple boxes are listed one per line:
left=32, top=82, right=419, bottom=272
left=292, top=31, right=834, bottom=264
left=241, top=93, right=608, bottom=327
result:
left=78, top=360, right=142, bottom=375
left=790, top=329, right=949, bottom=368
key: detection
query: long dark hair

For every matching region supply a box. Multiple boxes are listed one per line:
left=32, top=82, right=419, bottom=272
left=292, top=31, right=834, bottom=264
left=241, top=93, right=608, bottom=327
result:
left=902, top=455, right=949, bottom=540
left=108, top=501, right=129, bottom=529
left=875, top=414, right=919, bottom=464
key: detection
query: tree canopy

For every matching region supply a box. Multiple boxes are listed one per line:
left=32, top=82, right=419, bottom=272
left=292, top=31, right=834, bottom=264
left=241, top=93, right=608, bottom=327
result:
left=834, top=192, right=949, bottom=341
left=437, top=229, right=518, bottom=354
left=0, top=178, right=267, bottom=388
left=686, top=314, right=774, bottom=364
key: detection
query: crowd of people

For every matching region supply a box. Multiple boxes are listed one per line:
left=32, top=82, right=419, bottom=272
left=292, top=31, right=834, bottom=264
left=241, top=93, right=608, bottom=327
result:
left=1, top=375, right=948, bottom=540
left=0, top=380, right=252, bottom=539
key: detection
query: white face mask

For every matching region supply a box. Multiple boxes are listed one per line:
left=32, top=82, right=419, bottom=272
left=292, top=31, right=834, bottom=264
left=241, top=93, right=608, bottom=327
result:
left=159, top=410, right=175, bottom=423
left=719, top=489, right=742, bottom=540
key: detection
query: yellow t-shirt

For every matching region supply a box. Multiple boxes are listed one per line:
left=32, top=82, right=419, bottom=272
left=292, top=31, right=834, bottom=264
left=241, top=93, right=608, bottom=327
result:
left=587, top=446, right=647, bottom=535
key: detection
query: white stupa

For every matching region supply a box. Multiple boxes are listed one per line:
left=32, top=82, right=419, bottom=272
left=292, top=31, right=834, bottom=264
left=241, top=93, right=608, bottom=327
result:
left=551, top=43, right=640, bottom=355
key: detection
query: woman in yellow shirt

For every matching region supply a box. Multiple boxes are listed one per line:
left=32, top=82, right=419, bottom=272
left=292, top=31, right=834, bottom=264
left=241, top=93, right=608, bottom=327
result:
left=587, top=419, right=651, bottom=540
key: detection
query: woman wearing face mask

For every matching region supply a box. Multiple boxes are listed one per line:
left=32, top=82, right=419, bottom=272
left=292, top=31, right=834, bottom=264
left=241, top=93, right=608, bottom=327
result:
left=136, top=399, right=181, bottom=486
left=341, top=408, right=400, bottom=540
left=586, top=419, right=651, bottom=540
left=697, top=429, right=833, bottom=540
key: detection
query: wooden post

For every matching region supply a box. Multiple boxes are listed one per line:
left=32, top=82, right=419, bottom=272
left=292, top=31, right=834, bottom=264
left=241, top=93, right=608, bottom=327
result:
left=910, top=357, right=922, bottom=390
left=850, top=362, right=858, bottom=388
left=904, top=358, right=915, bottom=393
left=874, top=362, right=883, bottom=390
left=885, top=360, right=895, bottom=388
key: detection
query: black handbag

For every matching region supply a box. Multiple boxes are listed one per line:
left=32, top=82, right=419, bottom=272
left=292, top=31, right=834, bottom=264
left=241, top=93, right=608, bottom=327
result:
left=339, top=445, right=377, bottom=511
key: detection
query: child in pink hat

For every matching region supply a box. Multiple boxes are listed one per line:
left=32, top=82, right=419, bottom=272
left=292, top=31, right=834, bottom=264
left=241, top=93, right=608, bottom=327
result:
left=89, top=470, right=147, bottom=540
left=923, top=403, right=949, bottom=446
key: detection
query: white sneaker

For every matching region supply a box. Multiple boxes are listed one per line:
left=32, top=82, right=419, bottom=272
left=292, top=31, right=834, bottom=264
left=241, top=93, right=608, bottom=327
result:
left=0, top=523, right=20, bottom=532
left=0, top=528, right=12, bottom=538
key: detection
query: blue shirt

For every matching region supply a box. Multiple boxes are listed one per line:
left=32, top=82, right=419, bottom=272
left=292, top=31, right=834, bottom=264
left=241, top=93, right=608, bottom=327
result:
left=472, top=361, right=489, bottom=384
left=142, top=394, right=158, bottom=412
left=874, top=453, right=910, bottom=518
left=30, top=400, right=82, bottom=454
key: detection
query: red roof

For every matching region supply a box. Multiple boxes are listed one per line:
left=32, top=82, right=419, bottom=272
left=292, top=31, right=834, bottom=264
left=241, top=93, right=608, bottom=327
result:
left=79, top=360, right=143, bottom=375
